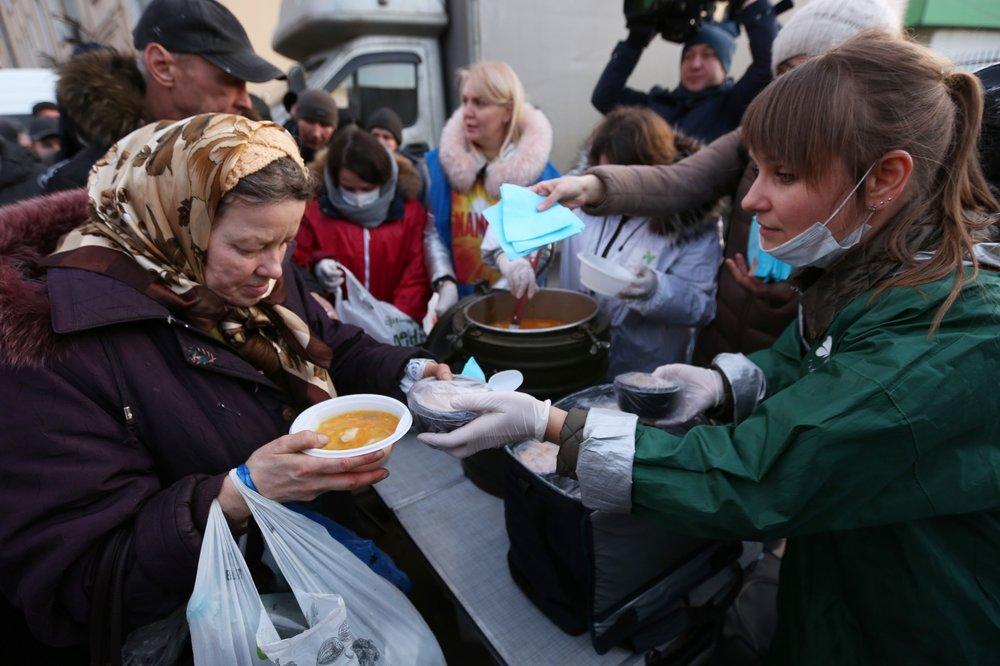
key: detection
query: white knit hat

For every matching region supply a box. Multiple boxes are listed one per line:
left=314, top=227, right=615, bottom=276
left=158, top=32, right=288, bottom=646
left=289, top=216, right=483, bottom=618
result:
left=771, top=0, right=905, bottom=75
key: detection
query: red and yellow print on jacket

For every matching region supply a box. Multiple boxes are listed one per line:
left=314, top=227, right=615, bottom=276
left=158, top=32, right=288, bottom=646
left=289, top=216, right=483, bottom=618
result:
left=450, top=178, right=500, bottom=286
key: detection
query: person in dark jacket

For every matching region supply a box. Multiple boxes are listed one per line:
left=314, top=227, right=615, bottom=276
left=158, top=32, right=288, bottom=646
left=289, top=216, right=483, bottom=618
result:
left=288, top=88, right=338, bottom=163
left=591, top=0, right=777, bottom=143
left=0, top=114, right=451, bottom=651
left=41, top=0, right=283, bottom=194
left=0, top=137, right=43, bottom=206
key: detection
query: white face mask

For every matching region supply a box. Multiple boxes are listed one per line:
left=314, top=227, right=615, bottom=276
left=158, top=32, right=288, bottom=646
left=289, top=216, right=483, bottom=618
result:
left=339, top=187, right=380, bottom=208
left=763, top=162, right=878, bottom=269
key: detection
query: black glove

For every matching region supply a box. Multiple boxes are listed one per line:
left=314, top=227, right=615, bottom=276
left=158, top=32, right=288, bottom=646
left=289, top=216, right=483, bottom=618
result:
left=625, top=25, right=658, bottom=50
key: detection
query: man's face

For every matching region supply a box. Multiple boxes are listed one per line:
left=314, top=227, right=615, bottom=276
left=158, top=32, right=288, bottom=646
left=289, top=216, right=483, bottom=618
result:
left=169, top=54, right=252, bottom=118
left=32, top=136, right=60, bottom=161
left=680, top=44, right=726, bottom=92
left=370, top=127, right=398, bottom=152
left=297, top=117, right=335, bottom=150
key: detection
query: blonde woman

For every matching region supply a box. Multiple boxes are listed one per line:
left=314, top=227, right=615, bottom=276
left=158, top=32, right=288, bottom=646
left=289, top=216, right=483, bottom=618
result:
left=424, top=61, right=560, bottom=316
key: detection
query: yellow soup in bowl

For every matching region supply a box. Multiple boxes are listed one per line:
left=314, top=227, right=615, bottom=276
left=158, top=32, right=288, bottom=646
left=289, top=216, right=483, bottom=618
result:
left=317, top=410, right=400, bottom=450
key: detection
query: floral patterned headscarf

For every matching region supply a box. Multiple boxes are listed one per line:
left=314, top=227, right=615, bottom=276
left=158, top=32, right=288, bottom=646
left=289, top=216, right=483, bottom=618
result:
left=47, top=113, right=336, bottom=406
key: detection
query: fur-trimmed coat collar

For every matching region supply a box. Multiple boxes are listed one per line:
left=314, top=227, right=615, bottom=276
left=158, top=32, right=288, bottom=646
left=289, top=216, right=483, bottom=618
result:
left=56, top=49, right=149, bottom=147
left=437, top=103, right=553, bottom=198
left=0, top=189, right=90, bottom=368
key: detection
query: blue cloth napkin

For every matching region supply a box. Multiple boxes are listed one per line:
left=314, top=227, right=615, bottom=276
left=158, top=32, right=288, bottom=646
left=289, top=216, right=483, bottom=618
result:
left=484, top=183, right=585, bottom=259
left=461, top=356, right=486, bottom=382
left=747, top=215, right=793, bottom=283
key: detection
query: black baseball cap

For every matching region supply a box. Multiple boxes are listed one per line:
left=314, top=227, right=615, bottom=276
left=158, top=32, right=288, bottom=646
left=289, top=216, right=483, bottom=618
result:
left=28, top=117, right=60, bottom=141
left=133, top=0, right=283, bottom=83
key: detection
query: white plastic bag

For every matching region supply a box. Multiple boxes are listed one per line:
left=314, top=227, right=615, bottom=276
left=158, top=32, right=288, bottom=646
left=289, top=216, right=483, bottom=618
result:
left=335, top=266, right=425, bottom=347
left=186, top=470, right=444, bottom=665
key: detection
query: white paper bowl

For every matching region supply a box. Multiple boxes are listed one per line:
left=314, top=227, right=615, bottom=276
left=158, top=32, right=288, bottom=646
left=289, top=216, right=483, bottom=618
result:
left=577, top=252, right=634, bottom=296
left=289, top=394, right=413, bottom=459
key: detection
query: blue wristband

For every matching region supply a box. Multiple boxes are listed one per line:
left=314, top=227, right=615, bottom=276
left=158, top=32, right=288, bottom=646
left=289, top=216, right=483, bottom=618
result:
left=236, top=464, right=258, bottom=492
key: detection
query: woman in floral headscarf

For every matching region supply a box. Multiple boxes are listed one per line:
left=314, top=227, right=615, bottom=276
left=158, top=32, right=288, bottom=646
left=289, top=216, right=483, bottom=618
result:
left=0, top=113, right=449, bottom=650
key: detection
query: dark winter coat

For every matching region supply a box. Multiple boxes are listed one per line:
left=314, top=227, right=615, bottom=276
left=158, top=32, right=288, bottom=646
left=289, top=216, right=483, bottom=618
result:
left=0, top=138, right=43, bottom=206
left=590, top=0, right=777, bottom=143
left=0, top=191, right=422, bottom=646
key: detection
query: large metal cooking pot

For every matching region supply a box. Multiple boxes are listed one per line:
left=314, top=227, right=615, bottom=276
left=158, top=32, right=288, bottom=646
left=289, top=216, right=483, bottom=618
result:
left=424, top=288, right=611, bottom=496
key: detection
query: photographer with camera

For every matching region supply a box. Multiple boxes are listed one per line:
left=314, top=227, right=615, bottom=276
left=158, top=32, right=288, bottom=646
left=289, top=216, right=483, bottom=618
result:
left=592, top=0, right=778, bottom=143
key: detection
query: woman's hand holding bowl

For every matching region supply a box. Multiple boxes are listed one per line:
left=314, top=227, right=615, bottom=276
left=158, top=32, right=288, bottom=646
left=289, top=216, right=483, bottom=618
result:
left=218, top=430, right=389, bottom=522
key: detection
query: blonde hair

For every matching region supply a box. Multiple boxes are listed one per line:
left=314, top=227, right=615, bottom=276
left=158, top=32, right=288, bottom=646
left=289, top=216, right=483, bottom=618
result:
left=742, top=30, right=998, bottom=332
left=458, top=60, right=525, bottom=157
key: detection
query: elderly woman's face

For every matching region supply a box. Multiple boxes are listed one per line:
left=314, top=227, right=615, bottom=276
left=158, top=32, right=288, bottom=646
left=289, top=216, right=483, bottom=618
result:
left=204, top=199, right=305, bottom=307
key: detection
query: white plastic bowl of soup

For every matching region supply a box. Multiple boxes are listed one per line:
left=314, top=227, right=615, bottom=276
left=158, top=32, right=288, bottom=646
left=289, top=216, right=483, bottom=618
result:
left=578, top=252, right=635, bottom=296
left=290, top=394, right=413, bottom=459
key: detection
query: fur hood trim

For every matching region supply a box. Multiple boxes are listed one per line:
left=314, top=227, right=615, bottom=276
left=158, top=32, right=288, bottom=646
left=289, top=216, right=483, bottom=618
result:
left=57, top=49, right=148, bottom=147
left=308, top=150, right=423, bottom=201
left=438, top=103, right=553, bottom=198
left=0, top=189, right=90, bottom=368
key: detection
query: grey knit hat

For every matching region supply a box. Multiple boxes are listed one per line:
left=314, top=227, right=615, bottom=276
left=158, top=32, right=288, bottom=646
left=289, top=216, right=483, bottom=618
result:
left=771, top=0, right=903, bottom=75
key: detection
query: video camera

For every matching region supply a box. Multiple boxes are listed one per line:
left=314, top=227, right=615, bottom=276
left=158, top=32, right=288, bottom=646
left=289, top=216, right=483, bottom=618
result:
left=623, top=0, right=792, bottom=44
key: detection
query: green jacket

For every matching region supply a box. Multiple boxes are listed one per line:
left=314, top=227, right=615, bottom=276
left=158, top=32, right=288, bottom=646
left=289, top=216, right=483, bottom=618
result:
left=623, top=271, right=1000, bottom=663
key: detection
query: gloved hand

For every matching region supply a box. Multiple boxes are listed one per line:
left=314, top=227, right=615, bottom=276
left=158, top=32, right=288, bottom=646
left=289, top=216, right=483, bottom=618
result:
left=434, top=280, right=459, bottom=317
left=650, top=364, right=725, bottom=426
left=417, top=391, right=550, bottom=459
left=618, top=265, right=658, bottom=300
left=314, top=259, right=344, bottom=292
left=625, top=25, right=658, bottom=50
left=497, top=254, right=539, bottom=299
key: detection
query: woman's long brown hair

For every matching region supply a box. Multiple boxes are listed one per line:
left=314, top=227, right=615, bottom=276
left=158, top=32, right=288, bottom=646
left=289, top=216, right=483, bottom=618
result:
left=742, top=30, right=998, bottom=332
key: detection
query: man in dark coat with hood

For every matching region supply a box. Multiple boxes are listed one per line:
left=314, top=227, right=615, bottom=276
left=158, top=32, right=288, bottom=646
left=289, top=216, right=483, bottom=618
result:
left=41, top=0, right=283, bottom=193
left=591, top=0, right=777, bottom=143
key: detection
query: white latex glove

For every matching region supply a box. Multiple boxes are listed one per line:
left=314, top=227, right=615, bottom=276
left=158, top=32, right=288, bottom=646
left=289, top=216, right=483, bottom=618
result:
left=650, top=364, right=725, bottom=426
left=314, top=259, right=344, bottom=292
left=434, top=280, right=459, bottom=317
left=417, top=391, right=550, bottom=459
left=497, top=254, right=539, bottom=299
left=617, top=265, right=658, bottom=300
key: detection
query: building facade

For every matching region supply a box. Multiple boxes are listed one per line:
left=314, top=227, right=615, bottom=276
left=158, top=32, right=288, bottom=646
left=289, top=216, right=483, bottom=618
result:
left=0, top=0, right=149, bottom=68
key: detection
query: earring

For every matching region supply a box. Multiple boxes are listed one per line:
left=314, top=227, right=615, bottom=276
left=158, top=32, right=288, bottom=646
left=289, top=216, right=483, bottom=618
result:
left=867, top=202, right=878, bottom=211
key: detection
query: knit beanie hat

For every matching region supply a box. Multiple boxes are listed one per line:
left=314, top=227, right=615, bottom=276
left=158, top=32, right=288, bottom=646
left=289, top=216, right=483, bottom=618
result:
left=365, top=107, right=404, bottom=146
left=294, top=88, right=338, bottom=125
left=771, top=0, right=903, bottom=75
left=683, top=22, right=739, bottom=73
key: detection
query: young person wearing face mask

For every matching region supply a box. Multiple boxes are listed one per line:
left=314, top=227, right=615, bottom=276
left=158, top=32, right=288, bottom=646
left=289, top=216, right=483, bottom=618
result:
left=418, top=33, right=1000, bottom=663
left=293, top=128, right=431, bottom=322
left=536, top=0, right=904, bottom=365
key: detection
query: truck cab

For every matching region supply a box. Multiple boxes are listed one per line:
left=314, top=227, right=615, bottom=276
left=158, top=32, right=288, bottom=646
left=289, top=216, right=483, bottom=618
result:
left=272, top=0, right=448, bottom=153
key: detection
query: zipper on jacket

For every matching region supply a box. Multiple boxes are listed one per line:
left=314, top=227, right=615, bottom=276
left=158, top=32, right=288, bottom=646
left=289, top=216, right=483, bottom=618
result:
left=600, top=216, right=631, bottom=258
left=363, top=228, right=371, bottom=289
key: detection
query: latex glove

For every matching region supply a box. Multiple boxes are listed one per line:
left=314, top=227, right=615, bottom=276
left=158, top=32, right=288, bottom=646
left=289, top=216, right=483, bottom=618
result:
left=650, top=364, right=724, bottom=426
left=497, top=254, right=539, bottom=299
left=617, top=265, right=658, bottom=300
left=314, top=259, right=344, bottom=292
left=434, top=280, right=459, bottom=317
left=417, top=391, right=550, bottom=459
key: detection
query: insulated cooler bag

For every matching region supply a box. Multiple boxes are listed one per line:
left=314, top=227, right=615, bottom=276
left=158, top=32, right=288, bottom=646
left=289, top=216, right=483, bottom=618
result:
left=502, top=386, right=743, bottom=656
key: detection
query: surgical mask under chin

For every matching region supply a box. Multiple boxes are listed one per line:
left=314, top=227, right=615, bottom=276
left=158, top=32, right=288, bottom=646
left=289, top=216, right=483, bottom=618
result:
left=339, top=187, right=380, bottom=207
left=763, top=163, right=877, bottom=269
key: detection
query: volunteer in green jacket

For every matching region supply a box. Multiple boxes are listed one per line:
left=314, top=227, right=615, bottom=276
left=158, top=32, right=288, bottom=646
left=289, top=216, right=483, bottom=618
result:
left=419, top=32, right=1000, bottom=664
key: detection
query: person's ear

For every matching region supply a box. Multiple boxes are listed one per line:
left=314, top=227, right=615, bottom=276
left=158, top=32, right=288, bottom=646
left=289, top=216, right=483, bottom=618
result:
left=144, top=43, right=177, bottom=89
left=866, top=149, right=913, bottom=210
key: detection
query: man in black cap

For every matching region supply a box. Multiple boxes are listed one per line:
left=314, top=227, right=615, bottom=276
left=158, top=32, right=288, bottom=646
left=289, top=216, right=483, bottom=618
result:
left=289, top=88, right=338, bottom=162
left=42, top=0, right=283, bottom=193
left=27, top=117, right=60, bottom=163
